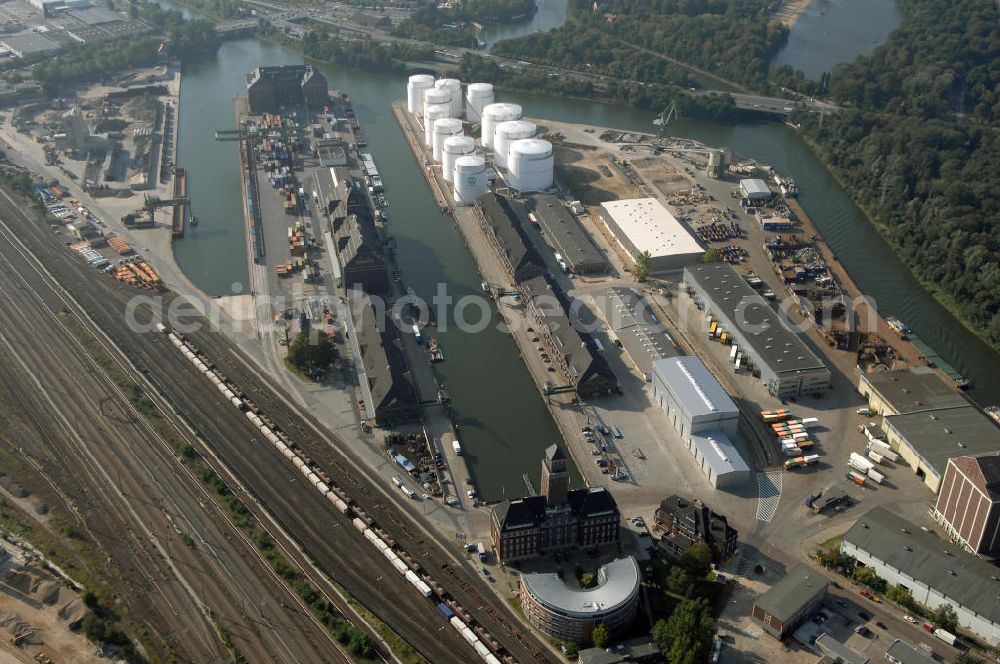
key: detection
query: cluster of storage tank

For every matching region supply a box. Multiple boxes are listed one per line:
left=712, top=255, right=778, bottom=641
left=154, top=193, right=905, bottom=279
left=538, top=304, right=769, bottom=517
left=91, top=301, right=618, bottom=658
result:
left=158, top=323, right=515, bottom=664
left=405, top=75, right=554, bottom=202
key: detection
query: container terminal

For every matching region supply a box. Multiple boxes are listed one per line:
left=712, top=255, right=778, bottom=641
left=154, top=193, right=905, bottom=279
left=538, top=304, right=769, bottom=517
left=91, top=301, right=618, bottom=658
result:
left=228, top=64, right=476, bottom=510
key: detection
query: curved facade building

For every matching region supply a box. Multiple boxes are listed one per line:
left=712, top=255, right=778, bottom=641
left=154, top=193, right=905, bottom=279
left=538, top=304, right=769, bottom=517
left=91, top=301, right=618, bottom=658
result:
left=518, top=557, right=640, bottom=644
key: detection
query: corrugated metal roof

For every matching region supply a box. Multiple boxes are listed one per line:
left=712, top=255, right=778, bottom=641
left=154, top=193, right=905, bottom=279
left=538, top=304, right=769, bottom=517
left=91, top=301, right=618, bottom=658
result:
left=653, top=356, right=737, bottom=419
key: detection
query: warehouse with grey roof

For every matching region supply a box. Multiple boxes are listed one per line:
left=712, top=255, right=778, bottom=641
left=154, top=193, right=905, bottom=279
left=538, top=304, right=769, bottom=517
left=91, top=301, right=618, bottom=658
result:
left=529, top=194, right=605, bottom=274
left=684, top=263, right=830, bottom=397
left=841, top=507, right=1000, bottom=645
left=593, top=286, right=677, bottom=379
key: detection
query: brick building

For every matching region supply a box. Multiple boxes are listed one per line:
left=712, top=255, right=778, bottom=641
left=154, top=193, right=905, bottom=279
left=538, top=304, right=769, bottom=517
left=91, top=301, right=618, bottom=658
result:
left=491, top=446, right=620, bottom=562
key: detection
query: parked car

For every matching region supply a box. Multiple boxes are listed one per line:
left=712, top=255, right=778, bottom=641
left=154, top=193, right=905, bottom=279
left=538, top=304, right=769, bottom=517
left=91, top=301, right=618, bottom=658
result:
left=855, top=626, right=872, bottom=637
left=876, top=621, right=887, bottom=630
left=903, top=615, right=916, bottom=624
left=858, top=611, right=872, bottom=621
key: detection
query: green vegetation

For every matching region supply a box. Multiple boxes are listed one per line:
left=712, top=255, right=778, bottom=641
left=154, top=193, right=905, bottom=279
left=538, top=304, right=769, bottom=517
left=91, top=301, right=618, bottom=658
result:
left=652, top=597, right=716, bottom=664
left=561, top=641, right=580, bottom=659
left=390, top=0, right=536, bottom=48
left=580, top=571, right=598, bottom=589
left=956, top=654, right=985, bottom=664
left=885, top=584, right=915, bottom=610
left=492, top=0, right=786, bottom=90
left=700, top=248, right=722, bottom=264
left=591, top=624, right=610, bottom=649
left=301, top=30, right=435, bottom=74
left=633, top=251, right=652, bottom=282
left=931, top=603, right=959, bottom=634
left=286, top=330, right=339, bottom=375
left=793, top=0, right=1000, bottom=350
left=854, top=566, right=888, bottom=593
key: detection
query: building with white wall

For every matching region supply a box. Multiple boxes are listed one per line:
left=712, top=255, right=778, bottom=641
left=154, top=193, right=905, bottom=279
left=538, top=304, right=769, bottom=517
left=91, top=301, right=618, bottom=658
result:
left=599, top=198, right=703, bottom=273
left=651, top=356, right=750, bottom=490
left=841, top=507, right=1000, bottom=646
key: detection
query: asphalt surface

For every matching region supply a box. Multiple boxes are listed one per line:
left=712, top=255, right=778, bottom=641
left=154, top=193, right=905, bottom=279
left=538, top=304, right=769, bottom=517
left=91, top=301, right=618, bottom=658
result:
left=0, top=188, right=554, bottom=663
left=0, top=196, right=350, bottom=663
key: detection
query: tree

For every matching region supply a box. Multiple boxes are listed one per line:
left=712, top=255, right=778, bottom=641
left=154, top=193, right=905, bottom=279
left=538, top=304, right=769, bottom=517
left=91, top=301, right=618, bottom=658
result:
left=633, top=251, right=652, bottom=281
left=680, top=542, right=713, bottom=578
left=700, top=247, right=722, bottom=264
left=580, top=572, right=597, bottom=589
left=955, top=654, right=984, bottom=664
left=652, top=597, right=715, bottom=664
left=286, top=331, right=338, bottom=375
left=591, top=624, right=610, bottom=649
left=885, top=584, right=915, bottom=610
left=562, top=642, right=579, bottom=659
left=931, top=604, right=958, bottom=634
left=854, top=566, right=887, bottom=593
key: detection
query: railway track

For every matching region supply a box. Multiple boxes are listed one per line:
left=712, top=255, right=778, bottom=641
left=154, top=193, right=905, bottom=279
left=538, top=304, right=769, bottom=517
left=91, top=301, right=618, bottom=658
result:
left=0, top=183, right=557, bottom=664
left=0, top=197, right=361, bottom=663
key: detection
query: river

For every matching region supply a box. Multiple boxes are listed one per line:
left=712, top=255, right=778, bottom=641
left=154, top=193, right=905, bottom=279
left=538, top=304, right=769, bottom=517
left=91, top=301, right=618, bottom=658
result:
left=167, top=1, right=998, bottom=499
left=771, top=0, right=902, bottom=79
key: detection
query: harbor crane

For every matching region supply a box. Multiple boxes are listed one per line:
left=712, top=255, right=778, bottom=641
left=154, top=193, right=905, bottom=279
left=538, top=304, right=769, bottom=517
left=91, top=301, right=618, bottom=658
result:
left=653, top=101, right=678, bottom=137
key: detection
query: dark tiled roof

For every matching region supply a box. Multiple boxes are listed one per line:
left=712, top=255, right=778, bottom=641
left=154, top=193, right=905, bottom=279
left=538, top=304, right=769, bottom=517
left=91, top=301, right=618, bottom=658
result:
left=354, top=295, right=417, bottom=419
left=494, top=495, right=547, bottom=531
left=476, top=193, right=545, bottom=282
left=567, top=487, right=619, bottom=519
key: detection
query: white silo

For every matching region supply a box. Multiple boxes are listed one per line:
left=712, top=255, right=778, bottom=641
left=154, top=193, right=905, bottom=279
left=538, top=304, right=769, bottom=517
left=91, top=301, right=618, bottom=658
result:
left=453, top=155, right=488, bottom=206
left=507, top=138, right=554, bottom=192
left=435, top=78, right=463, bottom=118
left=407, top=74, right=435, bottom=116
left=493, top=120, right=537, bottom=170
left=422, top=88, right=452, bottom=124
left=432, top=117, right=464, bottom=163
left=465, top=83, right=494, bottom=123
left=442, top=135, right=476, bottom=183
left=424, top=105, right=451, bottom=148
left=480, top=103, right=522, bottom=148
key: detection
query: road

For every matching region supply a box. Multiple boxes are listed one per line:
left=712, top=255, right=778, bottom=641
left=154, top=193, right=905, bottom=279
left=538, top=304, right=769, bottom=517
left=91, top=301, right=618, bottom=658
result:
left=0, top=194, right=351, bottom=663
left=0, top=185, right=555, bottom=663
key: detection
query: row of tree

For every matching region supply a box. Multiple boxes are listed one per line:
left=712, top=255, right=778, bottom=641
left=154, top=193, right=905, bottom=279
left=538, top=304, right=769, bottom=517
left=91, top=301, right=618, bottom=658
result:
left=389, top=0, right=537, bottom=48
left=301, top=30, right=434, bottom=74
left=792, top=0, right=1000, bottom=350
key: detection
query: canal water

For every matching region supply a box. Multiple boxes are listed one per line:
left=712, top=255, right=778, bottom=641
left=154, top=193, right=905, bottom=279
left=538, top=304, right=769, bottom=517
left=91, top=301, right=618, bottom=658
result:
left=771, top=0, right=902, bottom=79
left=481, top=0, right=567, bottom=49
left=169, top=2, right=998, bottom=498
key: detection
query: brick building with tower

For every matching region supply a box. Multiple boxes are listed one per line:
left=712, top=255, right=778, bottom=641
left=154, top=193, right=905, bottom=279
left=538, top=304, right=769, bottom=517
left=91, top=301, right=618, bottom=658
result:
left=490, top=446, right=621, bottom=563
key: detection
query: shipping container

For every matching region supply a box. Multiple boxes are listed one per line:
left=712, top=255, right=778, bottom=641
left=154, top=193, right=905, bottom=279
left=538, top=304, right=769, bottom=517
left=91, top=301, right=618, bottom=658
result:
left=450, top=616, right=466, bottom=632
left=461, top=627, right=479, bottom=644
left=867, top=468, right=885, bottom=484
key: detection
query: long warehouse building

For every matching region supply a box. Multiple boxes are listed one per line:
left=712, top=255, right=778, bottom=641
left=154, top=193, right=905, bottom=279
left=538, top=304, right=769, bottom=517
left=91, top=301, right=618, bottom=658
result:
left=683, top=263, right=831, bottom=398
left=651, top=356, right=750, bottom=490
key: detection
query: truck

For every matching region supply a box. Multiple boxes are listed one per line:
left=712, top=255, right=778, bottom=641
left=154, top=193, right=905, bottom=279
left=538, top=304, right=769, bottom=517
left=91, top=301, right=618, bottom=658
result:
left=730, top=345, right=740, bottom=362
left=867, top=449, right=885, bottom=465
left=452, top=439, right=462, bottom=455
left=401, top=485, right=415, bottom=498
left=783, top=454, right=819, bottom=470
left=476, top=542, right=487, bottom=562
left=849, top=452, right=875, bottom=473
left=933, top=628, right=957, bottom=646
left=868, top=439, right=898, bottom=462
left=846, top=470, right=867, bottom=485
left=867, top=468, right=885, bottom=485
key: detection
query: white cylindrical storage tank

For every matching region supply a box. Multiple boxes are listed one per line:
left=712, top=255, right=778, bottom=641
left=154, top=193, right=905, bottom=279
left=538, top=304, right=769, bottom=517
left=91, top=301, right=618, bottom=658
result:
left=435, top=78, right=463, bottom=118
left=422, top=88, right=451, bottom=125
left=453, top=155, right=488, bottom=206
left=480, top=103, right=522, bottom=148
left=423, top=104, right=450, bottom=148
left=406, top=74, right=435, bottom=115
left=465, top=82, right=494, bottom=123
left=508, top=138, right=554, bottom=192
left=442, top=135, right=476, bottom=183
left=432, top=117, right=463, bottom=163
left=493, top=120, right=536, bottom=169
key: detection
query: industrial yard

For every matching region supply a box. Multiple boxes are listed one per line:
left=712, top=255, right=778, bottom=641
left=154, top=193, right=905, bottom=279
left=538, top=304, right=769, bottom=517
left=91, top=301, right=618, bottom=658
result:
left=0, top=55, right=995, bottom=663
